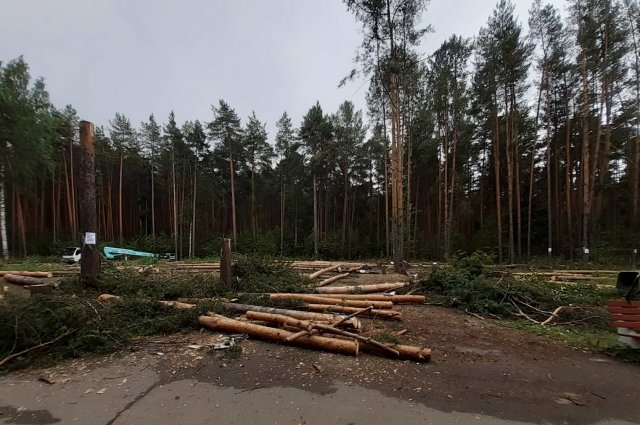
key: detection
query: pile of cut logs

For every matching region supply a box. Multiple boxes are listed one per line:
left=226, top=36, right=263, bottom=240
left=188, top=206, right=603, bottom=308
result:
left=97, top=278, right=430, bottom=362
left=1, top=271, right=54, bottom=296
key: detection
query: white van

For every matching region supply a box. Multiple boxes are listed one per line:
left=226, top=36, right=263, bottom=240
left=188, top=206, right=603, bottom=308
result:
left=62, top=247, right=81, bottom=264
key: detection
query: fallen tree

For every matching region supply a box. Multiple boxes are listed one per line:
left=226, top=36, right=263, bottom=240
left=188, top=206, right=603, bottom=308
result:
left=306, top=304, right=401, bottom=320
left=0, top=271, right=53, bottom=278
left=308, top=293, right=425, bottom=304
left=317, top=273, right=350, bottom=287
left=268, top=293, right=393, bottom=309
left=199, top=314, right=359, bottom=356
left=2, top=274, right=49, bottom=286
left=199, top=314, right=430, bottom=361
left=316, top=282, right=410, bottom=294
left=308, top=264, right=342, bottom=279
left=220, top=302, right=361, bottom=329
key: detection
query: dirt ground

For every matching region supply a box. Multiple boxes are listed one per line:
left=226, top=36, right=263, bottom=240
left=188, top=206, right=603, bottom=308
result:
left=1, top=270, right=640, bottom=424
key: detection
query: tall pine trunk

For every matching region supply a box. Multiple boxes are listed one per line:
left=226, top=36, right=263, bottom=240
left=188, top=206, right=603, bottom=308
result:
left=230, top=148, right=237, bottom=242
left=0, top=164, right=8, bottom=259
left=118, top=150, right=124, bottom=246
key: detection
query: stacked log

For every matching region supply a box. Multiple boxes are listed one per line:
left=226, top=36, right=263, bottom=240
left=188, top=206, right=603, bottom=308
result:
left=268, top=294, right=393, bottom=309
left=198, top=313, right=430, bottom=361
left=220, top=302, right=361, bottom=329
left=316, top=282, right=410, bottom=294
left=312, top=293, right=425, bottom=304
left=0, top=271, right=53, bottom=278
left=2, top=274, right=49, bottom=286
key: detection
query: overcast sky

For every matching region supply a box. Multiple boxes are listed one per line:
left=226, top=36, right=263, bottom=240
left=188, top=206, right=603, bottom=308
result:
left=1, top=0, right=566, bottom=141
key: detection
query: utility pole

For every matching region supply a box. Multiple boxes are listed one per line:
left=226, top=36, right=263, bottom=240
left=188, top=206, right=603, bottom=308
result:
left=79, top=121, right=101, bottom=280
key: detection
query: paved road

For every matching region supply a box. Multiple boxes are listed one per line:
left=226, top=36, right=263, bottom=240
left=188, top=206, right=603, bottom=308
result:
left=0, top=356, right=637, bottom=425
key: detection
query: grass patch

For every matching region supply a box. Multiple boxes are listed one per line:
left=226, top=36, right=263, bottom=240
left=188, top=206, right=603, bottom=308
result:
left=372, top=331, right=400, bottom=345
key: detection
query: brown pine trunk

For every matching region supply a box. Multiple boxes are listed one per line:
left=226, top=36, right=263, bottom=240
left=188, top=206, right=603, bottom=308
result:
left=230, top=148, right=237, bottom=243
left=580, top=48, right=591, bottom=262
left=16, top=189, right=26, bottom=257
left=192, top=163, right=197, bottom=258
left=493, top=104, right=503, bottom=263
left=151, top=162, right=156, bottom=245
left=118, top=150, right=124, bottom=246
left=251, top=161, right=257, bottom=241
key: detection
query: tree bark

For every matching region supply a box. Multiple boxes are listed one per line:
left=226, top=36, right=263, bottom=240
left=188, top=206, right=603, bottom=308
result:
left=199, top=314, right=359, bottom=356
left=79, top=121, right=101, bottom=280
left=220, top=237, right=232, bottom=289
left=0, top=163, right=8, bottom=260
left=316, top=281, right=409, bottom=294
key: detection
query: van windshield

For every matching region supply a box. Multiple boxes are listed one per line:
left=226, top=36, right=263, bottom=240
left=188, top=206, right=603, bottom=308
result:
left=63, top=247, right=77, bottom=255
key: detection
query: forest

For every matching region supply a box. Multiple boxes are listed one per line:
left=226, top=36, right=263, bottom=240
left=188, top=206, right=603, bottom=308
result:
left=1, top=0, right=640, bottom=266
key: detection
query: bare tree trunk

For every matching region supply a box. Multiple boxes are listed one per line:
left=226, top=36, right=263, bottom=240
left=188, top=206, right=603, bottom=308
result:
left=172, top=149, right=178, bottom=260
left=15, top=189, right=26, bottom=257
left=230, top=149, right=237, bottom=243
left=52, top=169, right=57, bottom=242
left=118, top=150, right=124, bottom=246
left=494, top=104, right=503, bottom=263
left=342, top=166, right=348, bottom=256
left=504, top=85, right=515, bottom=264
left=280, top=179, right=285, bottom=256
left=313, top=174, right=319, bottom=260
left=69, top=137, right=77, bottom=241
left=580, top=48, right=591, bottom=262
left=442, top=115, right=450, bottom=260
left=382, top=100, right=390, bottom=258
left=192, top=163, right=197, bottom=258
left=0, top=164, right=9, bottom=259
left=251, top=161, right=257, bottom=241
left=151, top=162, right=156, bottom=246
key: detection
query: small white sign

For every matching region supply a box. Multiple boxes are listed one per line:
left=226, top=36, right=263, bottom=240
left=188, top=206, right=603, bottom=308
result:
left=634, top=249, right=638, bottom=254
left=85, top=232, right=96, bottom=245
left=547, top=247, right=552, bottom=253
left=584, top=248, right=590, bottom=254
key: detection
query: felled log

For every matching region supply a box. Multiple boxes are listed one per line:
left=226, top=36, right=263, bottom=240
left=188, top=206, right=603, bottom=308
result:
left=306, top=304, right=401, bottom=320
left=268, top=294, right=393, bottom=309
left=317, top=273, right=350, bottom=287
left=158, top=300, right=196, bottom=310
left=311, top=293, right=425, bottom=304
left=245, top=311, right=314, bottom=330
left=308, top=264, right=342, bottom=279
left=198, top=314, right=359, bottom=356
left=202, top=313, right=429, bottom=361
left=98, top=294, right=122, bottom=302
left=2, top=274, right=48, bottom=286
left=316, top=281, right=410, bottom=294
left=0, top=271, right=53, bottom=278
left=345, top=264, right=366, bottom=273
left=310, top=323, right=399, bottom=357
left=220, top=302, right=361, bottom=329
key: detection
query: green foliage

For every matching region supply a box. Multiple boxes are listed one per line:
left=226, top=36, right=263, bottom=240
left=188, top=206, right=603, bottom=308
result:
left=234, top=254, right=309, bottom=293
left=420, top=251, right=615, bottom=323
left=0, top=295, right=213, bottom=371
